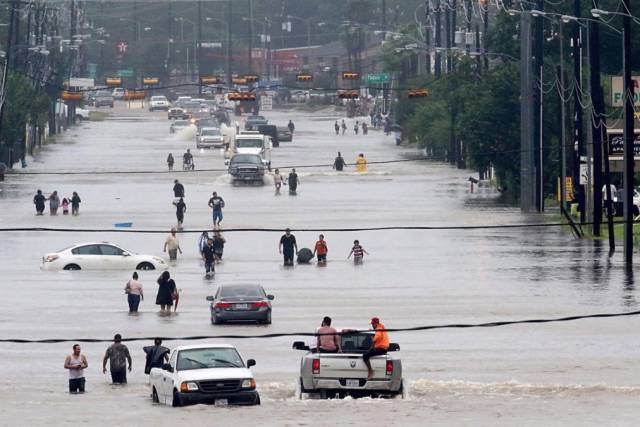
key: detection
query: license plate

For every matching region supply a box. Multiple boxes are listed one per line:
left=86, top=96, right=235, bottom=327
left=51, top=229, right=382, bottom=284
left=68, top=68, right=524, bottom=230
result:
left=214, top=399, right=228, bottom=407
left=234, top=303, right=249, bottom=310
left=346, top=379, right=360, bottom=388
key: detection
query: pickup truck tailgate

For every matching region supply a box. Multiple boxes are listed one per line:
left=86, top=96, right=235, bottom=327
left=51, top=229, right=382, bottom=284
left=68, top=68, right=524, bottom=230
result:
left=316, top=354, right=388, bottom=378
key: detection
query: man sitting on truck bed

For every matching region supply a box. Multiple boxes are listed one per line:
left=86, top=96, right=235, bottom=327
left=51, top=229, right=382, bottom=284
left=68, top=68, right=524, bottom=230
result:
left=363, top=317, right=389, bottom=379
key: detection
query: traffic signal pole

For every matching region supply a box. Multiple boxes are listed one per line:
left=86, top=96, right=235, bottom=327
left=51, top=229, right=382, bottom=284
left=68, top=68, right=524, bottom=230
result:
left=622, top=0, right=634, bottom=265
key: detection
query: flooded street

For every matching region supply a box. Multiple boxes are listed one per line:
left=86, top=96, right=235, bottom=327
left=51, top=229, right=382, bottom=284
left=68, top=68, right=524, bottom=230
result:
left=1, top=105, right=639, bottom=426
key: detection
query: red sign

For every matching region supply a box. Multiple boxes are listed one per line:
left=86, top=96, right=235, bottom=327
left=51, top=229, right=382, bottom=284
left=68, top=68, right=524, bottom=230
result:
left=116, top=41, right=128, bottom=54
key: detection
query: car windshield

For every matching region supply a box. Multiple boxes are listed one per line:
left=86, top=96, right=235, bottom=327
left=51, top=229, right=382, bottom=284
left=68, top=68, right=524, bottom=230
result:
left=236, top=139, right=263, bottom=148
left=248, top=116, right=265, bottom=121
left=201, top=129, right=220, bottom=136
left=96, top=91, right=111, bottom=96
left=184, top=102, right=201, bottom=109
left=177, top=348, right=243, bottom=371
left=220, top=285, right=265, bottom=298
left=173, top=120, right=189, bottom=126
left=151, top=96, right=166, bottom=101
left=340, top=332, right=374, bottom=353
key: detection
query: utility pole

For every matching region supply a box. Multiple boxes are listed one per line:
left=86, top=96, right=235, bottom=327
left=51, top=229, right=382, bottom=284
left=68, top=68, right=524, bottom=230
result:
left=134, top=0, right=139, bottom=88
left=622, top=0, right=634, bottom=264
left=227, top=0, right=232, bottom=87
left=166, top=1, right=173, bottom=87
left=68, top=0, right=76, bottom=126
left=533, top=0, right=544, bottom=212
left=198, top=0, right=202, bottom=93
left=444, top=0, right=450, bottom=74
left=520, top=12, right=535, bottom=212
left=589, top=3, right=603, bottom=237
left=450, top=0, right=456, bottom=71
left=248, top=0, right=253, bottom=74
left=434, top=0, right=441, bottom=77
left=573, top=0, right=584, bottom=222
left=558, top=22, right=566, bottom=215
left=483, top=1, right=489, bottom=71
left=424, top=0, right=431, bottom=75
left=382, top=0, right=386, bottom=31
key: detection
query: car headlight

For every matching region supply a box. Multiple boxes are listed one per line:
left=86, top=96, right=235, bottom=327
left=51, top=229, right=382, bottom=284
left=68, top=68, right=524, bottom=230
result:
left=180, top=381, right=199, bottom=392
left=241, top=378, right=256, bottom=389
left=44, top=254, right=59, bottom=262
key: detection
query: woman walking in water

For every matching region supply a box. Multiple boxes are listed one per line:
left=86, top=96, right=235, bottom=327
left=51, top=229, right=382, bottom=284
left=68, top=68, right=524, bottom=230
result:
left=155, top=271, right=176, bottom=313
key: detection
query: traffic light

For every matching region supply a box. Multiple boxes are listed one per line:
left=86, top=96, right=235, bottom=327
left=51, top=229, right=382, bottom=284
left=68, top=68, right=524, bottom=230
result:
left=337, top=90, right=359, bottom=99
left=228, top=92, right=256, bottom=101
left=143, top=77, right=159, bottom=85
left=408, top=89, right=429, bottom=98
left=244, top=74, right=260, bottom=83
left=200, top=76, right=220, bottom=85
left=342, top=71, right=360, bottom=80
left=105, top=77, right=122, bottom=86
left=297, top=73, right=313, bottom=82
left=124, top=91, right=146, bottom=100
left=60, top=91, right=83, bottom=101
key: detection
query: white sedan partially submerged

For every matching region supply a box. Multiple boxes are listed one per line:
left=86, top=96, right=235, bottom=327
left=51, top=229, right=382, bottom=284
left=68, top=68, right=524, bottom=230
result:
left=150, top=344, right=260, bottom=407
left=40, top=242, right=167, bottom=271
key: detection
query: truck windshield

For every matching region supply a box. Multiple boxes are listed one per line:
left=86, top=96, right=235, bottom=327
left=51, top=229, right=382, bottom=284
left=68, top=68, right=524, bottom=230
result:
left=232, top=155, right=262, bottom=164
left=236, top=139, right=263, bottom=148
left=201, top=129, right=220, bottom=136
left=340, top=332, right=374, bottom=353
left=177, top=348, right=243, bottom=371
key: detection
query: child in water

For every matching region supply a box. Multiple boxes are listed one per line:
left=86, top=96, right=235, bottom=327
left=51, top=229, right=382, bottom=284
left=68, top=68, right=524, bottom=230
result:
left=348, top=240, right=369, bottom=264
left=61, top=198, right=70, bottom=215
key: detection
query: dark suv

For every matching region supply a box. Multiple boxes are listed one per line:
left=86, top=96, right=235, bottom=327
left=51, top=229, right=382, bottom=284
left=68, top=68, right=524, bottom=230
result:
left=227, top=154, right=265, bottom=185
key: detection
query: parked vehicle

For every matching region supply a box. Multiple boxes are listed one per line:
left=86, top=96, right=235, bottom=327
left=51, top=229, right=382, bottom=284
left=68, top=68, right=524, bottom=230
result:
left=293, top=330, right=403, bottom=399
left=41, top=242, right=167, bottom=271
left=197, top=127, right=224, bottom=149
left=226, top=154, right=266, bottom=185
left=94, top=90, right=114, bottom=108
left=257, top=125, right=279, bottom=147
left=168, top=107, right=189, bottom=120
left=149, top=95, right=170, bottom=111
left=112, top=87, right=125, bottom=100
left=150, top=344, right=260, bottom=406
left=75, top=108, right=90, bottom=121
left=170, top=119, right=191, bottom=134
left=206, top=284, right=274, bottom=324
left=277, top=126, right=293, bottom=142
left=244, top=115, right=268, bottom=131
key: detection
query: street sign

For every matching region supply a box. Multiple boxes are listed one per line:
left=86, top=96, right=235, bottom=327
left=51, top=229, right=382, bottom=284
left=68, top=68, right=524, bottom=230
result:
left=366, top=73, right=390, bottom=84
left=69, top=77, right=94, bottom=88
left=117, top=69, right=134, bottom=77
left=610, top=76, right=640, bottom=107
left=261, top=95, right=273, bottom=111
left=607, top=130, right=640, bottom=155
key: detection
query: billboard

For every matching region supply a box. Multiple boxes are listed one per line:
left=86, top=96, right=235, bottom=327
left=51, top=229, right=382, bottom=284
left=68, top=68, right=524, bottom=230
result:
left=610, top=76, right=640, bottom=107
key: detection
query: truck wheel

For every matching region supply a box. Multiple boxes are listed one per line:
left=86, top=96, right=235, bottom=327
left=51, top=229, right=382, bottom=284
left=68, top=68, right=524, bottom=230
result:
left=152, top=387, right=159, bottom=403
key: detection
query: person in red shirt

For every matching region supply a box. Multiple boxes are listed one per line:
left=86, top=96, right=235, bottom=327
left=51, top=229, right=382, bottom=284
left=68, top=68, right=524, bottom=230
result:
left=363, top=317, right=389, bottom=379
left=313, top=234, right=328, bottom=264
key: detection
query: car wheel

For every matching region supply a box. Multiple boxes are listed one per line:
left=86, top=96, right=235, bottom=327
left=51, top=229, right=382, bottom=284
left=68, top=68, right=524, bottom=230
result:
left=254, top=395, right=261, bottom=405
left=137, top=262, right=155, bottom=271
left=172, top=389, right=182, bottom=407
left=213, top=316, right=225, bottom=325
left=63, top=264, right=81, bottom=271
left=152, top=387, right=160, bottom=403
left=260, top=311, right=272, bottom=325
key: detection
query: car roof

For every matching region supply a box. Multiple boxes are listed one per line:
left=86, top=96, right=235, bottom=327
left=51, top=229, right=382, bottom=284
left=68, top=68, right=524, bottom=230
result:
left=174, top=344, right=237, bottom=352
left=62, top=242, right=122, bottom=250
left=219, top=283, right=263, bottom=289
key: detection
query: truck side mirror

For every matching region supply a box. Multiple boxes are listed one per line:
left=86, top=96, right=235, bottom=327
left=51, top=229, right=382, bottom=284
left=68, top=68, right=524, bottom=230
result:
left=162, top=363, right=174, bottom=372
left=246, top=359, right=256, bottom=367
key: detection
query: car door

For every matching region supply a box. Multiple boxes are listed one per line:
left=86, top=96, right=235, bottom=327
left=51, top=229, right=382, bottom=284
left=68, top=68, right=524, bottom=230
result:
left=160, top=351, right=178, bottom=403
left=98, top=244, right=127, bottom=269
left=71, top=245, right=102, bottom=269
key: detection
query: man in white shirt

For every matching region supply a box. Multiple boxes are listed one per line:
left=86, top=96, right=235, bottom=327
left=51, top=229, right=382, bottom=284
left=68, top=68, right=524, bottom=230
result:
left=163, top=227, right=182, bottom=261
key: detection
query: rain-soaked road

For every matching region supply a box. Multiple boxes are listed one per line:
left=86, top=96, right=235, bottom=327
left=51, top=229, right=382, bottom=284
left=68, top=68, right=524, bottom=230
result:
left=0, top=103, right=639, bottom=426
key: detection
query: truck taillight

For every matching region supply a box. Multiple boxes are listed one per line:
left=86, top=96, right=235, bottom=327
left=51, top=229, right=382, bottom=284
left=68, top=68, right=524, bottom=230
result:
left=312, top=358, right=320, bottom=374
left=386, top=360, right=393, bottom=376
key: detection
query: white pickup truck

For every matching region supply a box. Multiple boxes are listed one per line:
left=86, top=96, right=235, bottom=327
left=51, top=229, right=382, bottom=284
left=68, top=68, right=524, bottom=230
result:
left=293, top=329, right=403, bottom=399
left=149, top=344, right=260, bottom=406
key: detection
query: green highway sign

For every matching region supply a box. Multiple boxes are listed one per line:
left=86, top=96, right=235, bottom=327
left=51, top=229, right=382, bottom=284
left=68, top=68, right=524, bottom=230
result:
left=366, top=73, right=390, bottom=84
left=117, top=69, right=134, bottom=77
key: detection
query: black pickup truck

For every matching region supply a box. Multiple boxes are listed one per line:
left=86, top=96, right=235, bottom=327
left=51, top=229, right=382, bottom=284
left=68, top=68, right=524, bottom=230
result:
left=227, top=154, right=265, bottom=185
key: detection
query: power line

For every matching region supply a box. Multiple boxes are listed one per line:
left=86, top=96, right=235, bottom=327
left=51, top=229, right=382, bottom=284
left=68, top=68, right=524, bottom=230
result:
left=2, top=309, right=639, bottom=344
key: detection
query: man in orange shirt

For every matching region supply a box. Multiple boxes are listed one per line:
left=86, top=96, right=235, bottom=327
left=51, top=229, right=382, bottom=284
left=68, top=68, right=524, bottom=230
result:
left=313, top=234, right=328, bottom=264
left=363, top=317, right=389, bottom=379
